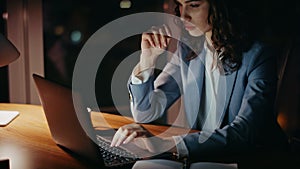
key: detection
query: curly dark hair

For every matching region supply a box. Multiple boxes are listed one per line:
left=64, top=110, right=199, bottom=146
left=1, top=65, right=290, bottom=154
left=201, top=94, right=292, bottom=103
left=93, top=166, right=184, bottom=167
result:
left=174, top=0, right=257, bottom=73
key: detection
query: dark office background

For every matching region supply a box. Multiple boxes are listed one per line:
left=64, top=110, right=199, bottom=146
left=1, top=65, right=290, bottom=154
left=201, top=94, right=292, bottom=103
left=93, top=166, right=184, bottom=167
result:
left=0, top=0, right=8, bottom=102
left=42, top=0, right=299, bottom=111
left=43, top=0, right=166, bottom=111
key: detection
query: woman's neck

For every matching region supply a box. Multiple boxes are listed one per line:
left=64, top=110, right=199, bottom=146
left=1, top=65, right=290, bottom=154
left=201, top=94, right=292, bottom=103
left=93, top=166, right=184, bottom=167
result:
left=205, top=31, right=213, bottom=47
left=204, top=31, right=216, bottom=52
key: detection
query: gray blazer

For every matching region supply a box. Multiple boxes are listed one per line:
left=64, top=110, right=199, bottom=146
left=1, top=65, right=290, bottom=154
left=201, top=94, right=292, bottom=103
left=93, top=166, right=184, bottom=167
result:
left=128, top=41, right=288, bottom=162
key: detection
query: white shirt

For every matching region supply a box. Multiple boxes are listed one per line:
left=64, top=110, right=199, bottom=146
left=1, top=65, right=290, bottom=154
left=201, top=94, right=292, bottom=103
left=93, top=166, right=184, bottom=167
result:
left=202, top=40, right=220, bottom=131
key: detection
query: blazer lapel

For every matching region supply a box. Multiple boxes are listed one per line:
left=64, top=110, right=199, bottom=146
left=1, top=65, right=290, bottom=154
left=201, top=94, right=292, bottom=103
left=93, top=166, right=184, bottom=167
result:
left=216, top=70, right=237, bottom=128
left=184, top=53, right=205, bottom=129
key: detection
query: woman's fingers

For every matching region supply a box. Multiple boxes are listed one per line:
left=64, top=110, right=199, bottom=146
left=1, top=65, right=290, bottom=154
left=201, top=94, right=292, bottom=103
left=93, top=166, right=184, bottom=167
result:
left=159, top=27, right=167, bottom=47
left=110, top=123, right=148, bottom=147
left=110, top=127, right=125, bottom=147
left=163, top=24, right=172, bottom=37
left=142, top=31, right=162, bottom=49
left=122, top=131, right=137, bottom=144
left=144, top=25, right=171, bottom=49
left=114, top=128, right=129, bottom=147
left=140, top=25, right=172, bottom=60
left=163, top=24, right=172, bottom=46
left=142, top=32, right=155, bottom=48
left=152, top=25, right=171, bottom=48
left=151, top=28, right=161, bottom=48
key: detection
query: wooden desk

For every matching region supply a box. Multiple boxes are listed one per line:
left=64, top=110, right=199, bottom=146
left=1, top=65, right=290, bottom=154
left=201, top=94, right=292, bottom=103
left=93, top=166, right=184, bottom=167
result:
left=0, top=103, right=196, bottom=169
left=0, top=103, right=90, bottom=169
left=91, top=111, right=195, bottom=138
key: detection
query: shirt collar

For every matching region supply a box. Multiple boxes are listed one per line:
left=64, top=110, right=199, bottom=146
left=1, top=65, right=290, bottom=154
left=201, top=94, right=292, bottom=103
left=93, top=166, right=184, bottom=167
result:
left=204, top=40, right=218, bottom=71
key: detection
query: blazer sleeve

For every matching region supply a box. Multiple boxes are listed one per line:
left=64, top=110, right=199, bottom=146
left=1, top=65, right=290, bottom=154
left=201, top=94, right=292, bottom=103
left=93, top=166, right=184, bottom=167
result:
left=182, top=43, right=282, bottom=162
left=128, top=48, right=183, bottom=123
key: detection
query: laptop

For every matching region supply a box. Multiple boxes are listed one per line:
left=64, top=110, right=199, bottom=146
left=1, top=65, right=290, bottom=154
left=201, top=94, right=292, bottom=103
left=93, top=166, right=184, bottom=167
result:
left=32, top=74, right=154, bottom=169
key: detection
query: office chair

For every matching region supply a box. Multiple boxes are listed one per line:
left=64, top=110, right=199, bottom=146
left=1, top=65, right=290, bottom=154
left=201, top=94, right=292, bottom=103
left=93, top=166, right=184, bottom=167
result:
left=275, top=35, right=300, bottom=156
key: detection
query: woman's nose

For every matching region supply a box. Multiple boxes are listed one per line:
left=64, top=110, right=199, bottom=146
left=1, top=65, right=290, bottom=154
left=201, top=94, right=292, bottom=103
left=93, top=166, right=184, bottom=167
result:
left=180, top=6, right=191, bottom=21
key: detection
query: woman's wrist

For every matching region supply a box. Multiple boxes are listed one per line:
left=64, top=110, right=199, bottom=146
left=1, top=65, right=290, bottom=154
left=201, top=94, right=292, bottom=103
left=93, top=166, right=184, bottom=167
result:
left=139, top=51, right=159, bottom=69
left=139, top=60, right=155, bottom=72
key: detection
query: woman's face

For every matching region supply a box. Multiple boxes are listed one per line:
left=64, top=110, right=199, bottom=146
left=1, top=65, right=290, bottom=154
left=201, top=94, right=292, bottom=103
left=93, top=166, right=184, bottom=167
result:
left=176, top=0, right=212, bottom=37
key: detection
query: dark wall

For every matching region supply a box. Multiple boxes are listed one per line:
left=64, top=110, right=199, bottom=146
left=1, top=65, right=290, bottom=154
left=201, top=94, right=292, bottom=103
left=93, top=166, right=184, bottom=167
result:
left=43, top=0, right=164, bottom=111
left=0, top=0, right=9, bottom=102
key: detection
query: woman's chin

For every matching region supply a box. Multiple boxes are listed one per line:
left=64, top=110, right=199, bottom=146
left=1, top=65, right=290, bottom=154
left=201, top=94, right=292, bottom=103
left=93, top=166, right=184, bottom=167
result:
left=187, top=30, right=204, bottom=37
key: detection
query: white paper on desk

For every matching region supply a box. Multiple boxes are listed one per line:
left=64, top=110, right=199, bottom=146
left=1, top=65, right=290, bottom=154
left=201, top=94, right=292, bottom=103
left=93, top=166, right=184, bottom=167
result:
left=189, top=162, right=238, bottom=169
left=0, top=110, right=19, bottom=126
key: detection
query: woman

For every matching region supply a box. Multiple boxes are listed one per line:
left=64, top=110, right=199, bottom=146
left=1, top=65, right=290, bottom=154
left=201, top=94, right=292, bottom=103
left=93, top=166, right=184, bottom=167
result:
left=111, top=0, right=288, bottom=168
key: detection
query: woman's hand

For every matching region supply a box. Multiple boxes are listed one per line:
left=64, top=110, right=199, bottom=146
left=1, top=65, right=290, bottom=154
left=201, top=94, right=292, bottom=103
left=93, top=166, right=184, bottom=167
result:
left=110, top=123, right=177, bottom=154
left=139, top=25, right=171, bottom=70
left=110, top=123, right=149, bottom=147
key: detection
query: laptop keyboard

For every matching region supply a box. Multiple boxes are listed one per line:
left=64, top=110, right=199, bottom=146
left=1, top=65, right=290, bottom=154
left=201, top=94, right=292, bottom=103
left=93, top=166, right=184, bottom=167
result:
left=96, top=135, right=141, bottom=167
